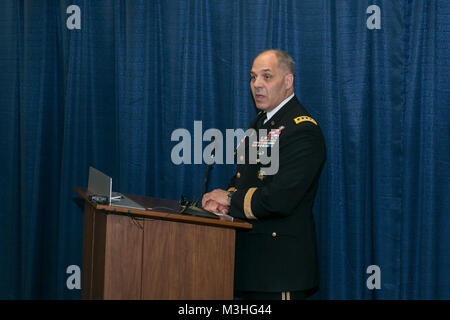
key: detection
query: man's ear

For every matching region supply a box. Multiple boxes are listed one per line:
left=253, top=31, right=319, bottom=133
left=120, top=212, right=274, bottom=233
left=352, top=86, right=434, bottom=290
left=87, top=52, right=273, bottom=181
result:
left=284, top=73, right=294, bottom=90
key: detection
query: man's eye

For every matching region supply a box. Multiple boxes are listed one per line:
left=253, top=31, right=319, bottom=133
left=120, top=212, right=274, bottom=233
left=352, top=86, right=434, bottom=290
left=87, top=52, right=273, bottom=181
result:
left=264, top=74, right=272, bottom=79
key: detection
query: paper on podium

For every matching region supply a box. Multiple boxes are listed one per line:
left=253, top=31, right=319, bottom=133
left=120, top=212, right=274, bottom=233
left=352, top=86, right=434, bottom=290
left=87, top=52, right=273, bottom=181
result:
left=215, top=213, right=234, bottom=222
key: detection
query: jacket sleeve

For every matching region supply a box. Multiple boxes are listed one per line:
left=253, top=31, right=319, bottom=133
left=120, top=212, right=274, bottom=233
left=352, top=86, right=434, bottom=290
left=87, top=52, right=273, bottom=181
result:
left=229, top=123, right=325, bottom=220
left=226, top=116, right=260, bottom=193
left=226, top=175, right=237, bottom=192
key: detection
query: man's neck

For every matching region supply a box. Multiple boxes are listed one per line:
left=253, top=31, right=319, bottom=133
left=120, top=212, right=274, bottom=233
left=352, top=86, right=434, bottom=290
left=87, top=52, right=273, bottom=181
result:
left=264, top=93, right=295, bottom=124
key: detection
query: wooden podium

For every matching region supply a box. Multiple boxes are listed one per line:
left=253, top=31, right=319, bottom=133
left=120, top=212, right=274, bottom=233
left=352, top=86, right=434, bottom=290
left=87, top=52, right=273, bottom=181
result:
left=73, top=187, right=252, bottom=300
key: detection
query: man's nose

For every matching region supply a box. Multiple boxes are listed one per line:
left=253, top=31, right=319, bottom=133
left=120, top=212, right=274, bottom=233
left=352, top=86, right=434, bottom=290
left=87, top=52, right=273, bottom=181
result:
left=253, top=76, right=263, bottom=88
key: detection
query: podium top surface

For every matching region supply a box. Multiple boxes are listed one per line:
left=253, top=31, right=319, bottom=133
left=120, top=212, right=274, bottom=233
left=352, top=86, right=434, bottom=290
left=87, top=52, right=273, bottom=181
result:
left=73, top=187, right=252, bottom=230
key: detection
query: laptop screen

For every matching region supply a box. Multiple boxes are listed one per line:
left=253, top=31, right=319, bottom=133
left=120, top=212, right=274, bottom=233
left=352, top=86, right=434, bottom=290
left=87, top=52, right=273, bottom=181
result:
left=87, top=167, right=112, bottom=205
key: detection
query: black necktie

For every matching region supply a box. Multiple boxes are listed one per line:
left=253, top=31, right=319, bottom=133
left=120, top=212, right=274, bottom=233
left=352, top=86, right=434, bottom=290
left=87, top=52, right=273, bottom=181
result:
left=258, top=113, right=267, bottom=129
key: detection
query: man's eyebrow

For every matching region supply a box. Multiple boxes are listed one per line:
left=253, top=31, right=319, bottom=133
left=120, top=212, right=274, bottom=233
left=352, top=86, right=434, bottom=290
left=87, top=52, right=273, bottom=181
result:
left=250, top=69, right=272, bottom=74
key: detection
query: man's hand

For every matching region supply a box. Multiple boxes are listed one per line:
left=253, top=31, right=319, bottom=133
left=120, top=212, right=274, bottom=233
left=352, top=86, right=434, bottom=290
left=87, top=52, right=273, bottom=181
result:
left=203, top=200, right=229, bottom=214
left=202, top=189, right=230, bottom=207
left=202, top=189, right=231, bottom=214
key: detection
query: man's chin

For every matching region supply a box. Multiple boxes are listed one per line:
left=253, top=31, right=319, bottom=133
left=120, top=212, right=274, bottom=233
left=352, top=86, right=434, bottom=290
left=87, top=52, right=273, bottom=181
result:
left=255, top=103, right=268, bottom=111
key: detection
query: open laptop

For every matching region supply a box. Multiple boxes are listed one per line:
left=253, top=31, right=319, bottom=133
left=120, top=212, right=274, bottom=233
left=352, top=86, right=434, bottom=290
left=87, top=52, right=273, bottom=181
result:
left=87, top=166, right=145, bottom=210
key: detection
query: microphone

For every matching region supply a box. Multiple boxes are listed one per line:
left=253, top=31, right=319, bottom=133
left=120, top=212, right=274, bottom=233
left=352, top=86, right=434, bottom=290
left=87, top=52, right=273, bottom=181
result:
left=178, top=138, right=219, bottom=219
left=193, top=150, right=215, bottom=207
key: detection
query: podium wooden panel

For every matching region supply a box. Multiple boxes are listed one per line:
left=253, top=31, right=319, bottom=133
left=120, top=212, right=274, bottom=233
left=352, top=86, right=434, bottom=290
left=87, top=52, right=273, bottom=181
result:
left=73, top=187, right=251, bottom=300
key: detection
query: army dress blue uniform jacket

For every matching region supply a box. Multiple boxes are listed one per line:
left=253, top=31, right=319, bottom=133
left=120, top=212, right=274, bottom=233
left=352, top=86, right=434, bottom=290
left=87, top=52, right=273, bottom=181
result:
left=227, top=96, right=326, bottom=293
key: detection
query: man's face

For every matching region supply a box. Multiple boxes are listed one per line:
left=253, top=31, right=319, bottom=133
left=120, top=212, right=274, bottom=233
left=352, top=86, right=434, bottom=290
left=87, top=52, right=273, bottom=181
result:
left=250, top=52, right=293, bottom=112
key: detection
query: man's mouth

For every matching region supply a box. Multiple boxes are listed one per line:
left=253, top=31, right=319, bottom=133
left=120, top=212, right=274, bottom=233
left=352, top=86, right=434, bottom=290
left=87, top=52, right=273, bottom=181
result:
left=255, top=94, right=265, bottom=101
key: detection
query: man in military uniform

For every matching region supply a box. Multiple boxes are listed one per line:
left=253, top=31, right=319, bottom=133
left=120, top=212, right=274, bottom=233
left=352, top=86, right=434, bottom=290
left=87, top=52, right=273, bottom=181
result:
left=202, top=50, right=326, bottom=300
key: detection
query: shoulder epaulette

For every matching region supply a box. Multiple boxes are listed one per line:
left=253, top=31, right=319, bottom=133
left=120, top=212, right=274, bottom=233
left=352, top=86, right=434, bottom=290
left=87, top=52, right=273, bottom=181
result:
left=293, top=116, right=317, bottom=125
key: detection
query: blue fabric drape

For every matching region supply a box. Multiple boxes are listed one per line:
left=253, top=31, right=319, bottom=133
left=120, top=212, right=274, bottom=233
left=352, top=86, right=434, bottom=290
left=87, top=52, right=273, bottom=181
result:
left=0, top=0, right=448, bottom=299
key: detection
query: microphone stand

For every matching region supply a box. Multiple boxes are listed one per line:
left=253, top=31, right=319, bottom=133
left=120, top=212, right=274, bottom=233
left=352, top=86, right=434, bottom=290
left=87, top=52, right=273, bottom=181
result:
left=178, top=142, right=219, bottom=219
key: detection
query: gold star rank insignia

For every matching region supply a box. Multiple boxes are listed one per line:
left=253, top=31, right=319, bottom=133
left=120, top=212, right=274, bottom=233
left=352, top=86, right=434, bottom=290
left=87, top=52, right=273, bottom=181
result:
left=293, top=116, right=317, bottom=125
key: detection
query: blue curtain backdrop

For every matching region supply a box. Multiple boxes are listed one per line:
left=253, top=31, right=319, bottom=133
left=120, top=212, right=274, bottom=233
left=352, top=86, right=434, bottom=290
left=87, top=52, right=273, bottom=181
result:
left=0, top=0, right=449, bottom=299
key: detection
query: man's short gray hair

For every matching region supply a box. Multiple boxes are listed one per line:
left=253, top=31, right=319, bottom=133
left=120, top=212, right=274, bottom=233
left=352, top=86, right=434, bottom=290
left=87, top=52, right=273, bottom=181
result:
left=258, top=49, right=295, bottom=75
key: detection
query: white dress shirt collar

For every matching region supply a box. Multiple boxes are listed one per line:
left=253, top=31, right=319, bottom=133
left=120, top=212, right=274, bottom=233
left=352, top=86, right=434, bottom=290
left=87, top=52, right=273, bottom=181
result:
left=264, top=93, right=295, bottom=124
